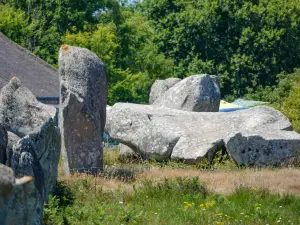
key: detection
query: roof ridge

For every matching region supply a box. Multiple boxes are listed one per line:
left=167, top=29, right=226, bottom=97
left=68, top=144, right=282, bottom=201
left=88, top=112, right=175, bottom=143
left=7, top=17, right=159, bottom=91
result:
left=0, top=32, right=58, bottom=74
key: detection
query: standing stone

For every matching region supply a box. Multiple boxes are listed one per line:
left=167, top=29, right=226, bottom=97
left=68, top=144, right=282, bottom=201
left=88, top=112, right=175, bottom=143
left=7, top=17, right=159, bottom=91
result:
left=152, top=74, right=221, bottom=112
left=59, top=45, right=107, bottom=174
left=0, top=78, right=60, bottom=225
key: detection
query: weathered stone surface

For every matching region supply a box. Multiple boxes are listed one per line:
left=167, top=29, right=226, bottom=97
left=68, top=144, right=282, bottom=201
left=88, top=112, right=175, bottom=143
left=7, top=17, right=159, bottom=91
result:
left=0, top=78, right=60, bottom=225
left=106, top=103, right=300, bottom=166
left=9, top=138, right=44, bottom=225
left=152, top=74, right=221, bottom=112
left=0, top=126, right=7, bottom=164
left=59, top=45, right=107, bottom=174
left=0, top=164, right=14, bottom=225
left=0, top=164, right=14, bottom=198
left=6, top=132, right=20, bottom=167
left=119, top=144, right=137, bottom=157
left=0, top=78, right=57, bottom=137
left=225, top=131, right=300, bottom=166
left=149, top=78, right=181, bottom=104
left=0, top=163, right=34, bottom=225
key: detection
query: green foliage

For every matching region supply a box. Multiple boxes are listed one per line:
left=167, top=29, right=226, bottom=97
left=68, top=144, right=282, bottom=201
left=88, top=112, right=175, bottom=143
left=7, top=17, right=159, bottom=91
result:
left=0, top=4, right=29, bottom=45
left=43, top=176, right=300, bottom=225
left=278, top=70, right=300, bottom=131
left=64, top=11, right=173, bottom=104
left=140, top=0, right=300, bottom=98
left=2, top=0, right=300, bottom=104
left=246, top=69, right=300, bottom=131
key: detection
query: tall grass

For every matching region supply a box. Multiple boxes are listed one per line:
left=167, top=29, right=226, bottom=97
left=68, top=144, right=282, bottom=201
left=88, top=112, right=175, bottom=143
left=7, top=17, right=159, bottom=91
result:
left=44, top=176, right=300, bottom=225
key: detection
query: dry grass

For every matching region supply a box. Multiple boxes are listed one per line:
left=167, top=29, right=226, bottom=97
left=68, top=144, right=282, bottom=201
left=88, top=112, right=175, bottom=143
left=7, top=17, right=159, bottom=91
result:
left=58, top=166, right=300, bottom=196
left=138, top=168, right=300, bottom=195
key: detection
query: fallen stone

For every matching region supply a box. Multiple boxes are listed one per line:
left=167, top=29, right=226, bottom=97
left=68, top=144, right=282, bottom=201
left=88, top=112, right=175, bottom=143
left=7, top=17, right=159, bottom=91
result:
left=59, top=45, right=107, bottom=174
left=106, top=103, right=300, bottom=166
left=149, top=78, right=181, bottom=104
left=152, top=74, right=221, bottom=112
left=225, top=131, right=300, bottom=166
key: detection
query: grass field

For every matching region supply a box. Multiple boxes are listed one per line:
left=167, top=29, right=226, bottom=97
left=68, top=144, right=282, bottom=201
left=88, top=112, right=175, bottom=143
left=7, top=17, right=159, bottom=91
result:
left=44, top=149, right=300, bottom=225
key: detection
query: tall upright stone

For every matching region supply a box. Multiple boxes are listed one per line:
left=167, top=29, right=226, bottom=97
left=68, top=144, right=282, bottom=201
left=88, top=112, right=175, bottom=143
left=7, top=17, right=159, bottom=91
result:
left=59, top=45, right=107, bottom=174
left=0, top=77, right=60, bottom=225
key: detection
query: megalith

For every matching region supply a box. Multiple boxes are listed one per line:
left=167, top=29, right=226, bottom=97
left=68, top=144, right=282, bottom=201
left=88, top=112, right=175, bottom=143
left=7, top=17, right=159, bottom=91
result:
left=0, top=77, right=60, bottom=225
left=152, top=74, right=221, bottom=112
left=59, top=45, right=107, bottom=174
left=106, top=103, right=300, bottom=166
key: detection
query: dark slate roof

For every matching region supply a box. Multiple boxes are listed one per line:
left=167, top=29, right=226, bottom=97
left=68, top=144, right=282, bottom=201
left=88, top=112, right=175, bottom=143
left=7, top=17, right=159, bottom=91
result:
left=0, top=32, right=59, bottom=97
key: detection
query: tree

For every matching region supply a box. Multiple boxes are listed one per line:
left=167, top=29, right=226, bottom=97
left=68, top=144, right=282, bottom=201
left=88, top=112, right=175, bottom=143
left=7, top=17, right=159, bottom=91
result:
left=140, top=0, right=300, bottom=98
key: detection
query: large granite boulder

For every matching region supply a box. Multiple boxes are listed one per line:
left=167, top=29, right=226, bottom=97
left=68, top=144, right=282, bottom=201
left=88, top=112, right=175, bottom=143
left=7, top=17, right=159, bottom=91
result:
left=151, top=75, right=221, bottom=112
left=59, top=45, right=107, bottom=174
left=0, top=78, right=60, bottom=225
left=149, top=78, right=181, bottom=104
left=106, top=103, right=300, bottom=166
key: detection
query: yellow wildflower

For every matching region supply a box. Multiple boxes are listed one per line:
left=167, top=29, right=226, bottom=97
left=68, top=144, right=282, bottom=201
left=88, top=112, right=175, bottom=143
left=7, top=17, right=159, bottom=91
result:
left=205, top=201, right=216, bottom=208
left=216, top=222, right=224, bottom=225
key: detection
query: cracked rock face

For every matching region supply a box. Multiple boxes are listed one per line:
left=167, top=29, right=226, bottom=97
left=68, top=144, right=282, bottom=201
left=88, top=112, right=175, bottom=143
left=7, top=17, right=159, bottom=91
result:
left=106, top=103, right=300, bottom=166
left=0, top=78, right=60, bottom=225
left=59, top=45, right=107, bottom=174
left=151, top=75, right=221, bottom=112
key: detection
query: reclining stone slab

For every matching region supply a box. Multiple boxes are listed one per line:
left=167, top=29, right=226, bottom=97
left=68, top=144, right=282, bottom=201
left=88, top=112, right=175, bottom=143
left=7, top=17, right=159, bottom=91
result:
left=106, top=103, right=300, bottom=166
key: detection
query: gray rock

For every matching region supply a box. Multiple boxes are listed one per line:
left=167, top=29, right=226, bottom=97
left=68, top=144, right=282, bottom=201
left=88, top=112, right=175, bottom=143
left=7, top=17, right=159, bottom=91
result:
left=119, top=144, right=137, bottom=157
left=0, top=164, right=14, bottom=198
left=0, top=77, right=57, bottom=137
left=0, top=163, right=34, bottom=225
left=0, top=164, right=15, bottom=225
left=106, top=103, right=300, bottom=166
left=149, top=78, right=181, bottom=104
left=0, top=78, right=60, bottom=225
left=6, top=132, right=20, bottom=167
left=225, top=131, right=300, bottom=166
left=9, top=138, right=44, bottom=225
left=59, top=45, right=107, bottom=174
left=152, top=74, right=221, bottom=112
left=0, top=126, right=7, bottom=164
